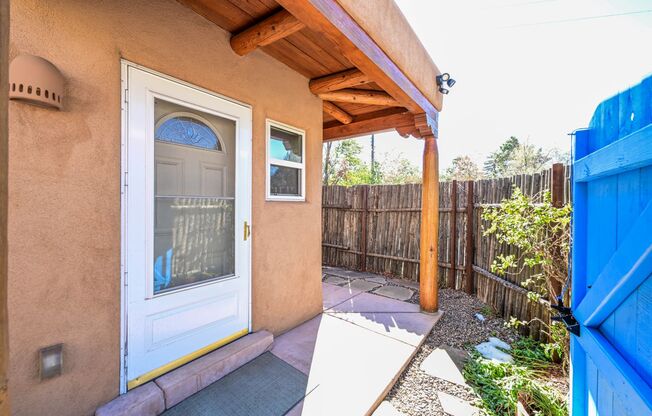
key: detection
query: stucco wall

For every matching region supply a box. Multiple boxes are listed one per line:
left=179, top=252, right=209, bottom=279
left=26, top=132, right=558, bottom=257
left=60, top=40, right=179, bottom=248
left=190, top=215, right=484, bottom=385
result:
left=8, top=1, right=323, bottom=415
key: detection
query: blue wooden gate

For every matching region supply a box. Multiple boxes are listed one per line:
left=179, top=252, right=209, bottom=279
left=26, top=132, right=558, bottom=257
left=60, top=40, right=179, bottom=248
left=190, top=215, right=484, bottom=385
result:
left=571, top=75, right=652, bottom=415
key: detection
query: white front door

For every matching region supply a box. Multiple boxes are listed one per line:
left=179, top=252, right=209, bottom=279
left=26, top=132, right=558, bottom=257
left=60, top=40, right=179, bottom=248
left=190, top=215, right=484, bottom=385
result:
left=123, top=64, right=251, bottom=390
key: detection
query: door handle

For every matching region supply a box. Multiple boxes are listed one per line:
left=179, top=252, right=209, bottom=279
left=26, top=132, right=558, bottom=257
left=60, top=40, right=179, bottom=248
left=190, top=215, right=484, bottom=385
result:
left=244, top=221, right=251, bottom=241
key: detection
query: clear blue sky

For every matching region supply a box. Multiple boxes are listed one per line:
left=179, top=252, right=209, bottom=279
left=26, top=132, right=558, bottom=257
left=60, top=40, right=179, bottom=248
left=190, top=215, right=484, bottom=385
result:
left=351, top=0, right=652, bottom=171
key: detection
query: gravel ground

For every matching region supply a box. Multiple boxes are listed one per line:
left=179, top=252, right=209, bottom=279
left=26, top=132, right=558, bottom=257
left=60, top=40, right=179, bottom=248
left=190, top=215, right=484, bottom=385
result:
left=386, top=288, right=518, bottom=416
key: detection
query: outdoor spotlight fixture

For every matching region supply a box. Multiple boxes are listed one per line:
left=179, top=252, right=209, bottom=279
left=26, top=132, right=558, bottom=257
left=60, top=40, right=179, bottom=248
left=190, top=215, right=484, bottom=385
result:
left=436, top=72, right=456, bottom=95
left=39, top=343, right=63, bottom=380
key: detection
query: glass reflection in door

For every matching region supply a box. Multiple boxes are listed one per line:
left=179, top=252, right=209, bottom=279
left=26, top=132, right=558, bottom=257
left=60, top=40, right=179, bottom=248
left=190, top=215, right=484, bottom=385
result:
left=153, top=98, right=236, bottom=294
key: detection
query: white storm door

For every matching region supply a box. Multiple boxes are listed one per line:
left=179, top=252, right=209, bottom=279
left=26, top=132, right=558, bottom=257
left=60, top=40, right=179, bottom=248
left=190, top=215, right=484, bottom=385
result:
left=124, top=65, right=251, bottom=389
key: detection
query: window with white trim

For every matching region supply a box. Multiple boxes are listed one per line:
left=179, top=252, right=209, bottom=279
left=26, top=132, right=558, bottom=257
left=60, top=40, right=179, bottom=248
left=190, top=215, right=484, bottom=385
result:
left=266, top=120, right=305, bottom=201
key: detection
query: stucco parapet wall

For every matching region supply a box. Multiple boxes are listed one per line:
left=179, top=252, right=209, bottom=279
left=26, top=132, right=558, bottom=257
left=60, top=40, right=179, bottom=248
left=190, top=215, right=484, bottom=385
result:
left=335, top=0, right=443, bottom=112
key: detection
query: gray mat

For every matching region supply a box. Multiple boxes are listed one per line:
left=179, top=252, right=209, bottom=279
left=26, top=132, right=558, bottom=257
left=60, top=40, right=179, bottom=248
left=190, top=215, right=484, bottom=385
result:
left=163, top=352, right=308, bottom=416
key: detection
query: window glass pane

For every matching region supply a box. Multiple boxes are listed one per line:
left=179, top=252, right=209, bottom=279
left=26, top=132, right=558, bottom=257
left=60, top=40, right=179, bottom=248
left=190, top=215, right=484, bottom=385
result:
left=269, top=126, right=302, bottom=162
left=154, top=99, right=236, bottom=294
left=270, top=164, right=301, bottom=196
left=155, top=103, right=222, bottom=151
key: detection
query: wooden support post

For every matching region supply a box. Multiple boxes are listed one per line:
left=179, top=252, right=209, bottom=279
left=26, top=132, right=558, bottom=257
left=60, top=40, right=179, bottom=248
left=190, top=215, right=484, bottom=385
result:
left=0, top=1, right=9, bottom=413
left=230, top=9, right=305, bottom=56
left=359, top=186, right=369, bottom=272
left=318, top=89, right=400, bottom=107
left=448, top=180, right=457, bottom=289
left=420, top=135, right=439, bottom=312
left=323, top=101, right=353, bottom=125
left=464, top=181, right=475, bottom=294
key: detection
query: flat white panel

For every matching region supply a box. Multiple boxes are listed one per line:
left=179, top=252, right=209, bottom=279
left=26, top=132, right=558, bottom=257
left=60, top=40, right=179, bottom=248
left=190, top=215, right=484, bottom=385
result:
left=148, top=293, right=238, bottom=348
left=202, top=165, right=225, bottom=196
left=155, top=158, right=183, bottom=196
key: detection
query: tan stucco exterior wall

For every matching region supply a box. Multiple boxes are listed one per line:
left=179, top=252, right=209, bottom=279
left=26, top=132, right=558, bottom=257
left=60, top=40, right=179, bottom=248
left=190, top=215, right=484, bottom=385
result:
left=8, top=1, right=323, bottom=415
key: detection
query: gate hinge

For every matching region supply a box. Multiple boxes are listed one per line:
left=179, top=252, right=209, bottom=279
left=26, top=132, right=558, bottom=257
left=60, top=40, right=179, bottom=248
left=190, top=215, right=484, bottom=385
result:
left=551, top=295, right=580, bottom=336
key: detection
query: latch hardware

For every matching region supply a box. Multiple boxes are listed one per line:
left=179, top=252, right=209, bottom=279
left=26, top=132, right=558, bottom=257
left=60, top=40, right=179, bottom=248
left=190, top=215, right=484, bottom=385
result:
left=244, top=221, right=251, bottom=241
left=551, top=295, right=580, bottom=336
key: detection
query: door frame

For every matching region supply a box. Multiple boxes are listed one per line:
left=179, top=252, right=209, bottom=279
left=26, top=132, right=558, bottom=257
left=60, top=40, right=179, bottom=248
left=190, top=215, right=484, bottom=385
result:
left=119, top=60, right=253, bottom=394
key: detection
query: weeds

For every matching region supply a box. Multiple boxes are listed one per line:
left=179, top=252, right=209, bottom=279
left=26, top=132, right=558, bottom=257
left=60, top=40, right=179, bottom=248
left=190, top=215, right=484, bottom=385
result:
left=464, top=337, right=568, bottom=416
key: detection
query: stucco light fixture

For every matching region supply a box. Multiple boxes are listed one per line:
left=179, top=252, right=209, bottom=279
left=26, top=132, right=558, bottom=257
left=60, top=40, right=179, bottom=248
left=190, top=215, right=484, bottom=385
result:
left=436, top=72, right=456, bottom=95
left=9, top=54, right=64, bottom=110
left=39, top=343, right=63, bottom=380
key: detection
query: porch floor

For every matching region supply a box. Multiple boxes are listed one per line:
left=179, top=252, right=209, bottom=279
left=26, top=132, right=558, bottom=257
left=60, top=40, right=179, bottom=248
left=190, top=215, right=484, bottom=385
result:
left=272, top=282, right=442, bottom=415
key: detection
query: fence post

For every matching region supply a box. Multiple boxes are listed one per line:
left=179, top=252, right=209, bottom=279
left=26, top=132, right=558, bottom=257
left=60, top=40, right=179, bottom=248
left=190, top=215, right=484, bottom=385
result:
left=551, top=163, right=564, bottom=208
left=464, top=180, right=474, bottom=294
left=359, top=185, right=368, bottom=272
left=448, top=180, right=457, bottom=289
left=551, top=163, right=564, bottom=297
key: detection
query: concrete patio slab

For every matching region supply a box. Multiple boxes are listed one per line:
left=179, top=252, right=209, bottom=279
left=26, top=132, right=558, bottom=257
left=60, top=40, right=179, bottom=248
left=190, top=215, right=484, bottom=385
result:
left=373, top=401, right=406, bottom=416
left=373, top=285, right=414, bottom=301
left=420, top=348, right=467, bottom=387
left=327, top=311, right=441, bottom=347
left=271, top=291, right=441, bottom=415
left=365, top=276, right=387, bottom=285
left=329, top=292, right=421, bottom=313
left=322, top=282, right=360, bottom=310
left=437, top=391, right=480, bottom=416
left=322, top=266, right=383, bottom=280
left=323, top=275, right=348, bottom=285
left=348, top=279, right=382, bottom=292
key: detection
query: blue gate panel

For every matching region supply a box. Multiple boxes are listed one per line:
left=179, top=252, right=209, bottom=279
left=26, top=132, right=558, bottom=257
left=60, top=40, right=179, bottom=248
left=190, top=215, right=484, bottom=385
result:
left=571, top=75, right=652, bottom=416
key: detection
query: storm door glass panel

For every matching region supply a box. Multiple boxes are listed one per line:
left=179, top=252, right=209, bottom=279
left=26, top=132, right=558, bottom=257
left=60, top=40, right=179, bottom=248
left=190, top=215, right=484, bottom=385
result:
left=153, top=98, right=236, bottom=294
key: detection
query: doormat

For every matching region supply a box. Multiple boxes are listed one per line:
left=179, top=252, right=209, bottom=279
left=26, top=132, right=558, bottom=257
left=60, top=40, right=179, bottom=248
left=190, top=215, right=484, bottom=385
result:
left=163, top=352, right=308, bottom=416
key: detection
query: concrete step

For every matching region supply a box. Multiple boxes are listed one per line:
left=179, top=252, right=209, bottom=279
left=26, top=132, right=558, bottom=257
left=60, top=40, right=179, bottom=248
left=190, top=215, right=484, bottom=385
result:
left=96, top=331, right=273, bottom=416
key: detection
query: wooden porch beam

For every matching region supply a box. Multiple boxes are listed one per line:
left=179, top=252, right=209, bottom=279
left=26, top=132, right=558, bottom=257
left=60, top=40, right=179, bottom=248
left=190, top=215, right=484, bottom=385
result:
left=309, top=68, right=371, bottom=94
left=323, top=109, right=413, bottom=141
left=323, top=101, right=353, bottom=125
left=276, top=0, right=439, bottom=119
left=230, top=9, right=305, bottom=56
left=318, top=89, right=400, bottom=107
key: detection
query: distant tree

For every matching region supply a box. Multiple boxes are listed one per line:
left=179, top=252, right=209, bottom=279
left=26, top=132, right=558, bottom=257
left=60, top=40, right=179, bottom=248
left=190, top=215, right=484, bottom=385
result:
left=484, top=137, right=554, bottom=178
left=442, top=155, right=483, bottom=181
left=324, top=140, right=371, bottom=185
left=380, top=153, right=421, bottom=184
left=484, top=136, right=520, bottom=178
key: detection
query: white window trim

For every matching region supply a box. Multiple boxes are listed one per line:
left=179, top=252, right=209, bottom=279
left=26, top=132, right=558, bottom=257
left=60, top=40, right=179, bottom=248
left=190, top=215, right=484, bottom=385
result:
left=266, top=119, right=306, bottom=201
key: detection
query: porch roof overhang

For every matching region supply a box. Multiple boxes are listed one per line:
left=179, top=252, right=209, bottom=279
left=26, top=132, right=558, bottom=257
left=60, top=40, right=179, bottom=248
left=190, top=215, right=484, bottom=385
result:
left=177, top=0, right=442, bottom=141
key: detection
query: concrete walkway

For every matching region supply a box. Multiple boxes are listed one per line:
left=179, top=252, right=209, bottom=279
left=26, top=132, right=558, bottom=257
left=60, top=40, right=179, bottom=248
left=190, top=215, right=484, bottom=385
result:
left=271, top=283, right=442, bottom=415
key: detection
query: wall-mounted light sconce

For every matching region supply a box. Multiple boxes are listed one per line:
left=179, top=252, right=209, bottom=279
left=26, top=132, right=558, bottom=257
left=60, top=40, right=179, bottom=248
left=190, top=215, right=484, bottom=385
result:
left=9, top=54, right=64, bottom=110
left=436, top=72, right=456, bottom=95
left=39, top=343, right=63, bottom=380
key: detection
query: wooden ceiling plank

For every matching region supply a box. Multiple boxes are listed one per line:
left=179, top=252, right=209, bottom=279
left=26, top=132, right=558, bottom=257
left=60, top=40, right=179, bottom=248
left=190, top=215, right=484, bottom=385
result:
left=276, top=0, right=439, bottom=118
left=323, top=101, right=354, bottom=124
left=177, top=0, right=253, bottom=32
left=262, top=38, right=330, bottom=77
left=230, top=9, right=306, bottom=55
left=318, top=88, right=399, bottom=107
left=285, top=32, right=349, bottom=74
left=324, top=111, right=414, bottom=141
left=309, top=68, right=371, bottom=94
left=299, top=28, right=353, bottom=68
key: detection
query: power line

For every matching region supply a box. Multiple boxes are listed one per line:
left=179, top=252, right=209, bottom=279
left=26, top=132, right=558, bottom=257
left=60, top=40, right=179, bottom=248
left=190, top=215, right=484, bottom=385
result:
left=501, top=9, right=652, bottom=28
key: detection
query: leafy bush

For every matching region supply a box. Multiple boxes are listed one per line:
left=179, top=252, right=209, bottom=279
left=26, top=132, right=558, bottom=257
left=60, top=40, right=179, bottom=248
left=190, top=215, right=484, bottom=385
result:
left=464, top=338, right=568, bottom=416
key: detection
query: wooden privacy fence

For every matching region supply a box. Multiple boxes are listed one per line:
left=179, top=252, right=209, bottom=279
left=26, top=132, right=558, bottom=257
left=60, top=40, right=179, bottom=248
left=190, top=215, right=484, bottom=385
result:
left=322, top=164, right=570, bottom=339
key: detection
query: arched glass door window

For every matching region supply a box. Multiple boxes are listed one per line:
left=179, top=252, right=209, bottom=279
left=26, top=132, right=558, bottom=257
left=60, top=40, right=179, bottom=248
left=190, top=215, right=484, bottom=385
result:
left=155, top=112, right=224, bottom=151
